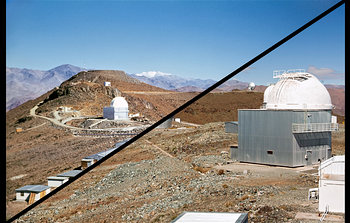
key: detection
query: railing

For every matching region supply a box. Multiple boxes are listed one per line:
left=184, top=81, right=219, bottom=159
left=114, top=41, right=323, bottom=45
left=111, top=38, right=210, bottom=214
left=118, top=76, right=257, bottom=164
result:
left=320, top=205, right=329, bottom=222
left=292, top=123, right=339, bottom=133
left=273, top=69, right=307, bottom=79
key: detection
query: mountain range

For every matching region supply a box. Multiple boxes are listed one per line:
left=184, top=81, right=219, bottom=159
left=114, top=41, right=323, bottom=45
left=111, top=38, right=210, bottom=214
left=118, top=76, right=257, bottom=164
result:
left=6, top=65, right=345, bottom=116
left=129, top=71, right=256, bottom=92
left=6, top=64, right=87, bottom=111
left=128, top=71, right=217, bottom=91
left=6, top=66, right=251, bottom=111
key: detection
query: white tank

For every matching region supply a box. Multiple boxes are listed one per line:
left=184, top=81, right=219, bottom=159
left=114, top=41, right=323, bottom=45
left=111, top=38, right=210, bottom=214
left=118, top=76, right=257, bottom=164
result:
left=264, top=70, right=332, bottom=110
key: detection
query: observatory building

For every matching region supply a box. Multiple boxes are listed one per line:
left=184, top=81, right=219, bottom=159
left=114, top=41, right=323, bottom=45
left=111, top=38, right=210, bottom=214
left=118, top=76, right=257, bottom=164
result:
left=236, top=69, right=338, bottom=167
left=248, top=82, right=256, bottom=91
left=103, top=96, right=129, bottom=121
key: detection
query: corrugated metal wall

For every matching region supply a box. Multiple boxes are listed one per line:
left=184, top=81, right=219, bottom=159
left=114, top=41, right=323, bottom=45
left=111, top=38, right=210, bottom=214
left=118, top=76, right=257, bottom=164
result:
left=156, top=116, right=173, bottom=129
left=292, top=110, right=332, bottom=166
left=238, top=109, right=332, bottom=167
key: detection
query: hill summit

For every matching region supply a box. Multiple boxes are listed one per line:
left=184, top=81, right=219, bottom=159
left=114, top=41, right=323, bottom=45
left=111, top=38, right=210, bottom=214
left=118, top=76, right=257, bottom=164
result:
left=6, top=64, right=87, bottom=111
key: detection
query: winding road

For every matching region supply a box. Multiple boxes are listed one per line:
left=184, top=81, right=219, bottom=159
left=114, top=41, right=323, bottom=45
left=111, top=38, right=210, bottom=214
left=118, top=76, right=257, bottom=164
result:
left=29, top=101, right=81, bottom=130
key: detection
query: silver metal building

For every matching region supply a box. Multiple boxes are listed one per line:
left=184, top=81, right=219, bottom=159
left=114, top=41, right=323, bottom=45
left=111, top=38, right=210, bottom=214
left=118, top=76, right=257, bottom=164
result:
left=236, top=70, right=338, bottom=167
left=156, top=116, right=173, bottom=129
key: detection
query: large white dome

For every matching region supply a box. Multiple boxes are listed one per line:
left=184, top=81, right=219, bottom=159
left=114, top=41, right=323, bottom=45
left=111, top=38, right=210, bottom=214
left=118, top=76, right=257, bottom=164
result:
left=110, top=97, right=128, bottom=108
left=264, top=71, right=332, bottom=110
left=263, top=84, right=275, bottom=103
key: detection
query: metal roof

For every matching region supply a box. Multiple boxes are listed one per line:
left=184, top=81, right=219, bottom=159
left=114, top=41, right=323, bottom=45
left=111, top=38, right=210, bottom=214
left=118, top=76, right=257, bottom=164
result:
left=114, top=138, right=131, bottom=148
left=83, top=138, right=131, bottom=161
left=84, top=147, right=116, bottom=161
left=47, top=176, right=68, bottom=181
left=319, top=155, right=345, bottom=174
left=16, top=185, right=50, bottom=193
left=172, top=212, right=248, bottom=223
left=225, top=121, right=238, bottom=124
left=57, top=170, right=82, bottom=178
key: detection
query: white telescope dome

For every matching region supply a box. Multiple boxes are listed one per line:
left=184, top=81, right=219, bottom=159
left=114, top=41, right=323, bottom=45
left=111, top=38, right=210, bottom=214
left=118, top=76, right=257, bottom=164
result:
left=110, top=96, right=129, bottom=109
left=263, top=84, right=274, bottom=103
left=264, top=71, right=332, bottom=110
left=248, top=82, right=256, bottom=90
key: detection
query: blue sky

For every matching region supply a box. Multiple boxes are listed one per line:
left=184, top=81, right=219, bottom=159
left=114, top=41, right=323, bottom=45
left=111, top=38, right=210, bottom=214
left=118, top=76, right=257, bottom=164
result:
left=6, top=0, right=345, bottom=85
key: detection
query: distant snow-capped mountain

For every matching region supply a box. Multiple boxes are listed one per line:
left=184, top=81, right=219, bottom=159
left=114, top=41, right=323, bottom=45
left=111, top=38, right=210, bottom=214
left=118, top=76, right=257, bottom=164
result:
left=6, top=64, right=87, bottom=111
left=135, top=71, right=172, bottom=78
left=129, top=71, right=251, bottom=92
left=129, top=71, right=217, bottom=91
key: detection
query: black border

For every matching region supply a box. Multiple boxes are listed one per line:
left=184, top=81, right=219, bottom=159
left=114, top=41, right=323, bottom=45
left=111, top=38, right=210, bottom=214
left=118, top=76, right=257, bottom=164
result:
left=4, top=0, right=10, bottom=222
left=6, top=1, right=345, bottom=222
left=344, top=0, right=348, bottom=222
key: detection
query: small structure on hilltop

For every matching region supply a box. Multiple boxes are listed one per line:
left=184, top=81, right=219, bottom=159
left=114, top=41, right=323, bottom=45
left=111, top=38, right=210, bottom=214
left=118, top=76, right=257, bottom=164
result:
left=15, top=185, right=51, bottom=204
left=318, top=155, right=344, bottom=213
left=247, top=82, right=256, bottom=91
left=103, top=89, right=129, bottom=121
left=235, top=69, right=338, bottom=167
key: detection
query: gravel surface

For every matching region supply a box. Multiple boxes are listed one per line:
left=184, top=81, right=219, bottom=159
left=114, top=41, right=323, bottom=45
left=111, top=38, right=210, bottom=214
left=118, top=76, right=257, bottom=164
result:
left=14, top=153, right=340, bottom=223
left=11, top=122, right=344, bottom=223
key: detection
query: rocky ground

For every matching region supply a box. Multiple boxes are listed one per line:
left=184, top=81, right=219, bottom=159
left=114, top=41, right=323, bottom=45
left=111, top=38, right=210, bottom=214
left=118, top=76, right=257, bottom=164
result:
left=10, top=122, right=345, bottom=222
left=6, top=71, right=345, bottom=222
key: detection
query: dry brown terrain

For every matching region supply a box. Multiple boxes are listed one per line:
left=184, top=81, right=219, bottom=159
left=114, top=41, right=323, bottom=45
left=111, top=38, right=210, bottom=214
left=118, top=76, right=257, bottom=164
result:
left=6, top=70, right=195, bottom=204
left=6, top=70, right=345, bottom=222
left=327, top=88, right=345, bottom=118
left=8, top=122, right=345, bottom=222
left=177, top=91, right=263, bottom=124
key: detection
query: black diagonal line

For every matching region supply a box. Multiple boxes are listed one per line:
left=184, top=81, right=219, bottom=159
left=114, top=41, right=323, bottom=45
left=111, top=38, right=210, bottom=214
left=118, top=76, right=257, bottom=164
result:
left=7, top=0, right=344, bottom=222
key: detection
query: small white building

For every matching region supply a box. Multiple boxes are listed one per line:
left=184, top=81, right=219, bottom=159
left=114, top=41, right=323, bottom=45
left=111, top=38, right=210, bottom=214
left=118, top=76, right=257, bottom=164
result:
left=81, top=139, right=130, bottom=169
left=104, top=81, right=111, bottom=86
left=81, top=158, right=95, bottom=169
left=47, top=176, right=69, bottom=188
left=318, top=155, right=345, bottom=213
left=15, top=185, right=51, bottom=204
left=103, top=96, right=129, bottom=120
left=171, top=212, right=248, bottom=223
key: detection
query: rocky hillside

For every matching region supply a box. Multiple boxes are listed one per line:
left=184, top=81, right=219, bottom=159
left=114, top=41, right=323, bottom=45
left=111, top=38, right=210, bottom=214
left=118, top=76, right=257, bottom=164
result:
left=30, top=70, right=196, bottom=122
left=8, top=122, right=345, bottom=222
left=177, top=91, right=264, bottom=124
left=6, top=64, right=87, bottom=111
left=129, top=72, right=216, bottom=91
left=6, top=69, right=345, bottom=221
